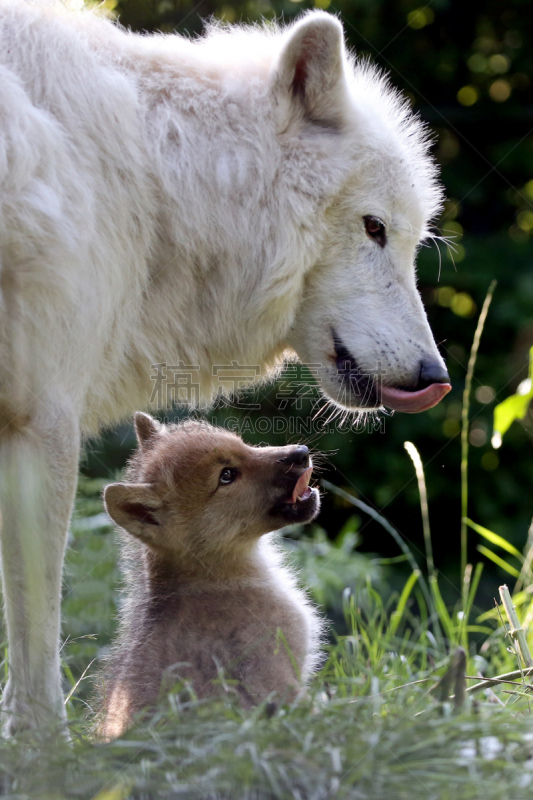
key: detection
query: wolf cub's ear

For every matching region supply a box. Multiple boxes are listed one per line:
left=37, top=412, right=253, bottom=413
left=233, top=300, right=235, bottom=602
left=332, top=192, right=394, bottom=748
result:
left=104, top=482, right=163, bottom=544
left=134, top=411, right=162, bottom=451
left=271, top=12, right=349, bottom=133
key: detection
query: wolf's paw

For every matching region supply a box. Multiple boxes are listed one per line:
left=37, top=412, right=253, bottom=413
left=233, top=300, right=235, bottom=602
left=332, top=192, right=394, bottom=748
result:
left=1, top=682, right=68, bottom=740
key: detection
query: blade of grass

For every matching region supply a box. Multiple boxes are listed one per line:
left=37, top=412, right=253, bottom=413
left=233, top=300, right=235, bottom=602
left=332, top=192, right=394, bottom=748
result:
left=460, top=562, right=483, bottom=650
left=522, top=598, right=533, bottom=634
left=464, top=625, right=493, bottom=634
left=515, top=515, right=533, bottom=593
left=390, top=570, right=420, bottom=635
left=499, top=584, right=533, bottom=668
left=414, top=585, right=429, bottom=631
left=464, top=562, right=484, bottom=617
left=461, top=280, right=497, bottom=599
left=404, top=442, right=434, bottom=581
left=502, top=689, right=532, bottom=698
left=477, top=545, right=521, bottom=578
left=430, top=575, right=455, bottom=644
left=464, top=518, right=523, bottom=561
left=64, top=658, right=96, bottom=706
left=370, top=554, right=410, bottom=566
left=402, top=441, right=445, bottom=644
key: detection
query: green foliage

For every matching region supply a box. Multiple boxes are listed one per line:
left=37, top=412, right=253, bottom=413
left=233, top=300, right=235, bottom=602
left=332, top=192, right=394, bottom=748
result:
left=492, top=345, right=533, bottom=446
left=2, top=512, right=533, bottom=800
left=464, top=516, right=525, bottom=579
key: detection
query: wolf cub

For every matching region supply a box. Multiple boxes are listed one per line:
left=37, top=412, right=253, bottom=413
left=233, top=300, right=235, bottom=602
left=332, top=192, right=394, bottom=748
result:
left=100, top=413, right=323, bottom=737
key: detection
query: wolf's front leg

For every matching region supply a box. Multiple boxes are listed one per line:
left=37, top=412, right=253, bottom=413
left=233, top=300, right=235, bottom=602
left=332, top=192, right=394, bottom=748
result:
left=0, top=401, right=79, bottom=736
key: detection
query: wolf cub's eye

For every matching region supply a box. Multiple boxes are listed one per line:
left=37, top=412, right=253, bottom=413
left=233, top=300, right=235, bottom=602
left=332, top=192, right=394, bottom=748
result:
left=219, top=467, right=238, bottom=485
left=363, top=215, right=386, bottom=247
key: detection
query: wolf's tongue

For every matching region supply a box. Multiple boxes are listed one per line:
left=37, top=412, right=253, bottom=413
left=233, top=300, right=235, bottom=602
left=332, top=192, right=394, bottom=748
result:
left=380, top=383, right=451, bottom=413
left=291, top=466, right=313, bottom=504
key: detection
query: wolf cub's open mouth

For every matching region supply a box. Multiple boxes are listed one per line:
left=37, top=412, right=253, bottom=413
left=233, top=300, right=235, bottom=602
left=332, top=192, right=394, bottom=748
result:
left=271, top=462, right=319, bottom=524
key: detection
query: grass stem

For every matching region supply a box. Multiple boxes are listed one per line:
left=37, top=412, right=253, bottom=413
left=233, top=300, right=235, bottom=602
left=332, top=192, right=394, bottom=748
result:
left=461, top=280, right=497, bottom=600
left=499, top=583, right=533, bottom=668
left=465, top=666, right=533, bottom=694
left=320, top=479, right=435, bottom=622
left=404, top=442, right=434, bottom=581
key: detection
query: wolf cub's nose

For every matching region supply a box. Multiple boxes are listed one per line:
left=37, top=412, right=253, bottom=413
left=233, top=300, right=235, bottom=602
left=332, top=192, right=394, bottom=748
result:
left=417, top=360, right=450, bottom=389
left=279, top=445, right=310, bottom=468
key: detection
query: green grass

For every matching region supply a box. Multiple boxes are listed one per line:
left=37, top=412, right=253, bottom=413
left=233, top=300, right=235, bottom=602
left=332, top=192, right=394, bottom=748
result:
left=1, top=476, right=533, bottom=799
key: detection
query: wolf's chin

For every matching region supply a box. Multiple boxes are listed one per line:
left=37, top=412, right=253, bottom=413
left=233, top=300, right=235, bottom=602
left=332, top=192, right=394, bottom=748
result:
left=270, top=488, right=320, bottom=524
left=324, top=330, right=451, bottom=413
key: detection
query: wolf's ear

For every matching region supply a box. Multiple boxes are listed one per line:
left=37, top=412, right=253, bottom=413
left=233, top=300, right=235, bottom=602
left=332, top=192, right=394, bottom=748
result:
left=134, top=411, right=161, bottom=451
left=271, top=12, right=349, bottom=133
left=104, top=482, right=163, bottom=544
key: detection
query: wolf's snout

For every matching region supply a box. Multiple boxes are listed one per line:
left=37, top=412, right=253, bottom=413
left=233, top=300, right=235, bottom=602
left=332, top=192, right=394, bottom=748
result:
left=278, top=446, right=310, bottom=468
left=417, top=360, right=450, bottom=390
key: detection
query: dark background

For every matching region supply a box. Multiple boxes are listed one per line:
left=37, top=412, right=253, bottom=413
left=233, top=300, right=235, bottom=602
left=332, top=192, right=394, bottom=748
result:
left=84, top=0, right=533, bottom=610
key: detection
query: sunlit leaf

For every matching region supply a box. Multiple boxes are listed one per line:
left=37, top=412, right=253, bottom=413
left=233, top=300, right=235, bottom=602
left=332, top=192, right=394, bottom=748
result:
left=493, top=392, right=533, bottom=439
left=492, top=345, right=533, bottom=445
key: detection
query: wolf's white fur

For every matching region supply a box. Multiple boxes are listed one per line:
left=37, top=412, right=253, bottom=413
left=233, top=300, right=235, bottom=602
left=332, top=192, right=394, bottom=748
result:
left=0, top=1, right=445, bottom=732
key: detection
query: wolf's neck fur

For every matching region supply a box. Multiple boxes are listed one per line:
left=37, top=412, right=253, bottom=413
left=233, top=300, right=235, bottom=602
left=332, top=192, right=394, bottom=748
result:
left=142, top=537, right=274, bottom=591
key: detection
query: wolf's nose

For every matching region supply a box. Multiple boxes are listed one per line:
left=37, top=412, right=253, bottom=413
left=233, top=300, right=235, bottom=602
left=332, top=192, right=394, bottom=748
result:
left=417, top=360, right=450, bottom=389
left=279, top=445, right=310, bottom=467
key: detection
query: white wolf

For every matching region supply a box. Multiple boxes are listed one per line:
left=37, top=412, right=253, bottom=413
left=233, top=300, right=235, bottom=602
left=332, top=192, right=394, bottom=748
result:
left=0, top=1, right=450, bottom=733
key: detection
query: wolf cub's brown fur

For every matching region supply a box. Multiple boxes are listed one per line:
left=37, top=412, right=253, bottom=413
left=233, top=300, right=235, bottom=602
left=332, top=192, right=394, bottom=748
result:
left=99, top=413, right=323, bottom=738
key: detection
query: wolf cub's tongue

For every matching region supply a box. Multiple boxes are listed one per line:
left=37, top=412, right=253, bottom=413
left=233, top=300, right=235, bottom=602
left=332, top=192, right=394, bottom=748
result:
left=291, top=466, right=313, bottom=504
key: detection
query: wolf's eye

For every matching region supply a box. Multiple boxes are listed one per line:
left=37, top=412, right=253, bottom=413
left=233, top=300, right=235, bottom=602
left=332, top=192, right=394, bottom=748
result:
left=219, top=467, right=238, bottom=485
left=363, top=215, right=386, bottom=247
